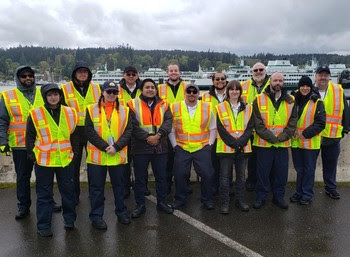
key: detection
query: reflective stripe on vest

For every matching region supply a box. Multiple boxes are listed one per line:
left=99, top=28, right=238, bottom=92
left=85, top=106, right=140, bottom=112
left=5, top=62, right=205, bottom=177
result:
left=171, top=101, right=211, bottom=153
left=3, top=88, right=44, bottom=147
left=118, top=85, right=141, bottom=106
left=253, top=93, right=294, bottom=148
left=128, top=98, right=168, bottom=134
left=216, top=101, right=252, bottom=153
left=240, top=79, right=270, bottom=104
left=61, top=81, right=101, bottom=126
left=86, top=104, right=129, bottom=165
left=201, top=92, right=219, bottom=114
left=321, top=82, right=344, bottom=138
left=292, top=99, right=321, bottom=149
left=158, top=81, right=186, bottom=103
left=30, top=106, right=77, bottom=167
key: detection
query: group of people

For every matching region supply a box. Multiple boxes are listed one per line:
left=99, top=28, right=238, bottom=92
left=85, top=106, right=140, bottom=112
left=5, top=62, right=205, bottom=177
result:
left=0, top=60, right=348, bottom=237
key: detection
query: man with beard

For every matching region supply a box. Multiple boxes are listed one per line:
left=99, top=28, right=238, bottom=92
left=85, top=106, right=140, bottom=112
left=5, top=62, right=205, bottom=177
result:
left=202, top=72, right=227, bottom=194
left=314, top=66, right=349, bottom=199
left=61, top=62, right=101, bottom=204
left=158, top=62, right=188, bottom=193
left=252, top=72, right=297, bottom=210
left=241, top=62, right=270, bottom=192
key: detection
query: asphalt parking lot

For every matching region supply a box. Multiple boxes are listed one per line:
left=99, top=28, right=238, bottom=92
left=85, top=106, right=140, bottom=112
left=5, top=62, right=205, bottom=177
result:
left=0, top=184, right=349, bottom=257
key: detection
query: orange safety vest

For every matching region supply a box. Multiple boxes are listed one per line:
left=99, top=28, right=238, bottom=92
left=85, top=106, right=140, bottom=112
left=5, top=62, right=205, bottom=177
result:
left=2, top=88, right=44, bottom=147
left=171, top=101, right=212, bottom=153
left=128, top=98, right=168, bottom=134
left=30, top=106, right=77, bottom=167
left=61, top=81, right=101, bottom=126
left=216, top=101, right=252, bottom=153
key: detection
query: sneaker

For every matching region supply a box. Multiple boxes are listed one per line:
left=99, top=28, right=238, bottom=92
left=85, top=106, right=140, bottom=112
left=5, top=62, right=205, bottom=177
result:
left=64, top=222, right=75, bottom=230
left=131, top=205, right=146, bottom=219
left=37, top=228, right=53, bottom=237
left=117, top=214, right=131, bottom=225
left=289, top=193, right=301, bottom=203
left=299, top=199, right=312, bottom=205
left=272, top=198, right=289, bottom=209
left=15, top=209, right=30, bottom=220
left=92, top=219, right=107, bottom=230
left=325, top=189, right=340, bottom=200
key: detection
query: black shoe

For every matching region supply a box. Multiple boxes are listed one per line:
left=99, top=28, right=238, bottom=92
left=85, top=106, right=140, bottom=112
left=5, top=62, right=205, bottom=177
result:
left=299, top=199, right=312, bottom=205
left=53, top=203, right=62, bottom=213
left=124, top=188, right=131, bottom=199
left=172, top=201, right=185, bottom=209
left=118, top=214, right=131, bottom=225
left=157, top=202, right=174, bottom=214
left=253, top=199, right=265, bottom=209
left=37, top=228, right=53, bottom=237
left=144, top=189, right=151, bottom=196
left=15, top=209, right=30, bottom=220
left=245, top=182, right=256, bottom=192
left=235, top=200, right=249, bottom=212
left=131, top=205, right=146, bottom=219
left=289, top=193, right=301, bottom=203
left=272, top=198, right=289, bottom=209
left=64, top=222, right=75, bottom=230
left=202, top=202, right=215, bottom=210
left=220, top=204, right=229, bottom=215
left=92, top=219, right=107, bottom=230
left=325, top=189, right=340, bottom=200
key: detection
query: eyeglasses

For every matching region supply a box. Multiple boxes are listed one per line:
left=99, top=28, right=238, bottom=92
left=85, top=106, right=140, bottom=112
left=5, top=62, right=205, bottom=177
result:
left=186, top=89, right=198, bottom=95
left=106, top=90, right=118, bottom=95
left=253, top=68, right=264, bottom=73
left=126, top=73, right=137, bottom=77
left=20, top=74, right=34, bottom=79
left=215, top=77, right=226, bottom=81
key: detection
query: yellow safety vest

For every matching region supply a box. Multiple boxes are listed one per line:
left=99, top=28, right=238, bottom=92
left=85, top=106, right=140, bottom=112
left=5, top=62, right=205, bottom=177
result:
left=292, top=99, right=321, bottom=149
left=240, top=79, right=270, bottom=104
left=158, top=81, right=187, bottom=103
left=128, top=98, right=168, bottom=134
left=61, top=81, right=101, bottom=126
left=253, top=93, right=294, bottom=148
left=171, top=101, right=212, bottom=153
left=30, top=106, right=77, bottom=167
left=201, top=92, right=220, bottom=114
left=2, top=88, right=44, bottom=147
left=86, top=104, right=129, bottom=166
left=321, top=82, right=344, bottom=138
left=216, top=101, right=252, bottom=153
left=117, top=85, right=141, bottom=106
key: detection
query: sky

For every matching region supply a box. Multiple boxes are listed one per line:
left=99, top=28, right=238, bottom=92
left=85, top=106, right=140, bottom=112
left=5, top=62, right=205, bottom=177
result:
left=0, top=0, right=349, bottom=55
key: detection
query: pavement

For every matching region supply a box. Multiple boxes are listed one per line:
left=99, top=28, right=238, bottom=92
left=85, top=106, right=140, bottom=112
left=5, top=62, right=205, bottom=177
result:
left=0, top=184, right=349, bottom=257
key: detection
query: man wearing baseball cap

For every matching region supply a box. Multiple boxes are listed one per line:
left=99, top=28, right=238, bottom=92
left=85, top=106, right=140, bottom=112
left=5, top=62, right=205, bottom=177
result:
left=315, top=65, right=349, bottom=200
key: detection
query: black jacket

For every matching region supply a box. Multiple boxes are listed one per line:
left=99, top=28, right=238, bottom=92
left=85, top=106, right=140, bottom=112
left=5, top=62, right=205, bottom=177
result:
left=85, top=106, right=132, bottom=152
left=217, top=99, right=254, bottom=156
left=253, top=86, right=298, bottom=144
left=119, top=78, right=142, bottom=99
left=130, top=95, right=173, bottom=155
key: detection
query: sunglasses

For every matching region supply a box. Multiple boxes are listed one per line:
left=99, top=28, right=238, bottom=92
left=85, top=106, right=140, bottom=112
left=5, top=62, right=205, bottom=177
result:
left=253, top=68, right=264, bottom=72
left=186, top=89, right=198, bottom=95
left=126, top=73, right=137, bottom=77
left=106, top=90, right=118, bottom=95
left=215, top=77, right=226, bottom=81
left=20, top=74, right=34, bottom=79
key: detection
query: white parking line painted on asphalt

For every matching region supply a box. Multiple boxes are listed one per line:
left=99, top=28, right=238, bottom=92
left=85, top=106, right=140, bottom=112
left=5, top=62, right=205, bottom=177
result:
left=146, top=195, right=264, bottom=257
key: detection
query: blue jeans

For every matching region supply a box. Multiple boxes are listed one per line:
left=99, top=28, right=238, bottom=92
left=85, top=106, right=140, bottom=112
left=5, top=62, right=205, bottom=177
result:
left=87, top=164, right=127, bottom=221
left=13, top=150, right=34, bottom=211
left=35, top=162, right=76, bottom=230
left=292, top=148, right=319, bottom=201
left=321, top=142, right=340, bottom=191
left=256, top=147, right=289, bottom=201
left=133, top=154, right=168, bottom=205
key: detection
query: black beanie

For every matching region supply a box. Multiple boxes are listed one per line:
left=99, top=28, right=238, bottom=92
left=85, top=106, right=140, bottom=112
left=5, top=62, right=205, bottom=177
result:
left=298, top=76, right=313, bottom=88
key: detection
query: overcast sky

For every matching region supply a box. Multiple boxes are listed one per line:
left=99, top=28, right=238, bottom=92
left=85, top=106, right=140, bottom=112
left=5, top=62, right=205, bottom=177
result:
left=0, top=0, right=349, bottom=55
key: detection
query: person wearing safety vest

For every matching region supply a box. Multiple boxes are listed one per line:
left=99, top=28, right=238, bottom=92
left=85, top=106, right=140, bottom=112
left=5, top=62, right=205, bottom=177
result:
left=201, top=72, right=228, bottom=196
left=314, top=66, right=349, bottom=200
left=252, top=72, right=298, bottom=210
left=128, top=79, right=174, bottom=219
left=85, top=81, right=132, bottom=230
left=169, top=83, right=216, bottom=210
left=216, top=80, right=254, bottom=214
left=0, top=66, right=47, bottom=220
left=118, top=66, right=144, bottom=199
left=290, top=76, right=326, bottom=205
left=158, top=62, right=189, bottom=194
left=241, top=62, right=270, bottom=192
left=61, top=62, right=101, bottom=205
left=26, top=83, right=78, bottom=237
